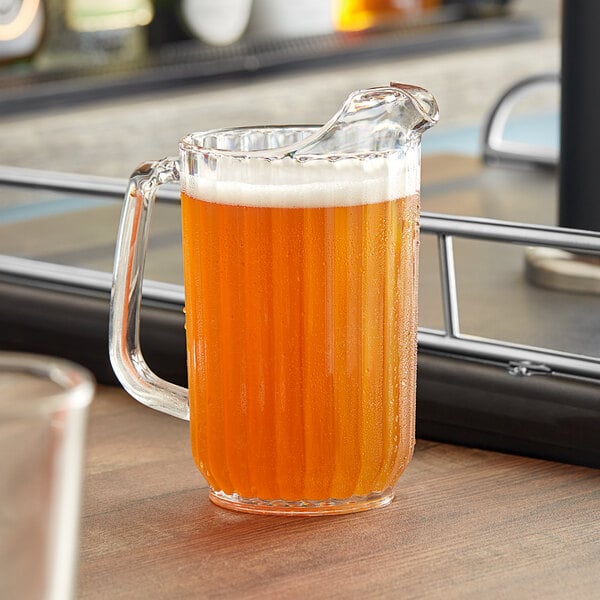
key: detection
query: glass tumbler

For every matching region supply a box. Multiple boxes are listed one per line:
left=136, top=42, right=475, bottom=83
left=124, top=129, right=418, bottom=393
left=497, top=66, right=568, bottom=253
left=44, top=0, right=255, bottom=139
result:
left=0, top=352, right=94, bottom=600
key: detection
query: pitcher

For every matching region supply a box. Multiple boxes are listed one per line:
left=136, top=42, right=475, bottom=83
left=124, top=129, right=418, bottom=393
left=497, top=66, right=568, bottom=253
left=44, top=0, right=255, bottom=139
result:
left=109, top=82, right=438, bottom=515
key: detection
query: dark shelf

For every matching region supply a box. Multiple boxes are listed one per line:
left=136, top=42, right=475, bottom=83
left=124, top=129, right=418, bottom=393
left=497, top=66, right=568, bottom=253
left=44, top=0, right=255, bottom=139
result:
left=0, top=16, right=539, bottom=116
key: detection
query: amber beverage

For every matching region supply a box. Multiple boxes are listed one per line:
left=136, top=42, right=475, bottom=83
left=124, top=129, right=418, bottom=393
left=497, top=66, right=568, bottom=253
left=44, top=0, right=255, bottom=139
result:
left=181, top=186, right=419, bottom=510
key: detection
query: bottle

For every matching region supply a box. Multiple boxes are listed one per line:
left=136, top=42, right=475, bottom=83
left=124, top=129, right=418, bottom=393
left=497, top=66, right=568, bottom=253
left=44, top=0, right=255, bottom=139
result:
left=335, top=0, right=441, bottom=32
left=36, top=0, right=152, bottom=69
left=0, top=0, right=46, bottom=64
left=179, top=0, right=252, bottom=46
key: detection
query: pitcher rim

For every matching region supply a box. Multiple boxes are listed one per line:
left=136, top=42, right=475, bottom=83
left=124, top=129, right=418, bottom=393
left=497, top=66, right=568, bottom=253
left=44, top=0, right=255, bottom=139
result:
left=179, top=125, right=422, bottom=161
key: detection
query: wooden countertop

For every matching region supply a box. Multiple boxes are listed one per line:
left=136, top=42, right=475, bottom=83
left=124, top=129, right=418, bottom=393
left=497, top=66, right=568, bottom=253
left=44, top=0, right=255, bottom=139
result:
left=79, top=386, right=599, bottom=599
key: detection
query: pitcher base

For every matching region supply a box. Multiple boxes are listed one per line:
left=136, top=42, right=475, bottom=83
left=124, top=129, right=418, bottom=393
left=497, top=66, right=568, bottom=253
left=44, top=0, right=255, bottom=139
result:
left=208, top=489, right=394, bottom=516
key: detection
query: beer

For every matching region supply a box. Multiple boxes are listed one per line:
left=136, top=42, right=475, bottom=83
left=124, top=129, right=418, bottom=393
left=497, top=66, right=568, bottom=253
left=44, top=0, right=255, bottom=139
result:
left=181, top=160, right=419, bottom=506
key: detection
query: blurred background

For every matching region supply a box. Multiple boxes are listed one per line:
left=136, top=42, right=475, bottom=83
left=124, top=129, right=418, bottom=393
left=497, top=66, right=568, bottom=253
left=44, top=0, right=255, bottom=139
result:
left=0, top=0, right=559, bottom=176
left=0, top=0, right=566, bottom=369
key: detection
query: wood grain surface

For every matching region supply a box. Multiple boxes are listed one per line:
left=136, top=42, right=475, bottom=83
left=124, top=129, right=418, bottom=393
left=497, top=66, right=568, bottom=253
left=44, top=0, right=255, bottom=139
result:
left=79, top=387, right=600, bottom=600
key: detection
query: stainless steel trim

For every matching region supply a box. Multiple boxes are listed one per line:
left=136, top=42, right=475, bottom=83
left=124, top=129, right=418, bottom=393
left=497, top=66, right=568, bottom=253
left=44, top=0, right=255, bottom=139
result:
left=0, top=165, right=181, bottom=202
left=438, top=234, right=460, bottom=336
left=1, top=169, right=599, bottom=382
left=421, top=212, right=600, bottom=253
left=482, top=72, right=560, bottom=169
left=418, top=329, right=600, bottom=381
left=0, top=254, right=185, bottom=307
left=420, top=212, right=600, bottom=382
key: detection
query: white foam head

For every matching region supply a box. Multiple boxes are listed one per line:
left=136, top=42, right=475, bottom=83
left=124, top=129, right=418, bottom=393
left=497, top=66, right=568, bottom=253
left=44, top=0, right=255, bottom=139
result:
left=180, top=126, right=421, bottom=208
left=180, top=151, right=420, bottom=208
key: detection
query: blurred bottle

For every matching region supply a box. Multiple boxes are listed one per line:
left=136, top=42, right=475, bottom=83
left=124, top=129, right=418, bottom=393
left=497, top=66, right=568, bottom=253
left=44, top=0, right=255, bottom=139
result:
left=0, top=0, right=46, bottom=64
left=245, top=0, right=334, bottom=40
left=180, top=0, right=252, bottom=45
left=149, top=0, right=331, bottom=48
left=67, top=0, right=153, bottom=32
left=36, top=0, right=153, bottom=69
left=148, top=0, right=252, bottom=47
left=336, top=0, right=510, bottom=31
left=336, top=0, right=441, bottom=32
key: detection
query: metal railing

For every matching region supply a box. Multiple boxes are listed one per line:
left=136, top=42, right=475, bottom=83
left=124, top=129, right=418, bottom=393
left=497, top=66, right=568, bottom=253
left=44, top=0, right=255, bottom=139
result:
left=482, top=72, right=559, bottom=170
left=419, top=211, right=600, bottom=381
left=1, top=165, right=600, bottom=382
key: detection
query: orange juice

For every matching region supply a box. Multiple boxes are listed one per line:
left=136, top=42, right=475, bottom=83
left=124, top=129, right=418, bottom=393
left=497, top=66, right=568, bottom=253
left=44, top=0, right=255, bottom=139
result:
left=181, top=189, right=418, bottom=505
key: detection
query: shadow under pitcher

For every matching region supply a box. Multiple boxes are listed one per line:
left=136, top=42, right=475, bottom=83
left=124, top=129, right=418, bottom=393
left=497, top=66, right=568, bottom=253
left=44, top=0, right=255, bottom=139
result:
left=109, top=83, right=438, bottom=515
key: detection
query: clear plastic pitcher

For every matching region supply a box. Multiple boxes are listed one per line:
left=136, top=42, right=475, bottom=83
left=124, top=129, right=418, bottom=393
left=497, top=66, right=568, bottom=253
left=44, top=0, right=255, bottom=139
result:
left=110, top=82, right=438, bottom=515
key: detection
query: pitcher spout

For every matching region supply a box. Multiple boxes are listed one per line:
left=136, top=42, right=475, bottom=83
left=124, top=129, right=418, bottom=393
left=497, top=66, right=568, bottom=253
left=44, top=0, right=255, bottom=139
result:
left=291, top=81, right=439, bottom=158
left=389, top=82, right=440, bottom=131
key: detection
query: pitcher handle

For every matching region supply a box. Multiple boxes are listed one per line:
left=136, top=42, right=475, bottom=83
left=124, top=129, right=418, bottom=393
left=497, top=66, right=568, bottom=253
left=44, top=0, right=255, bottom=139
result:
left=109, top=158, right=189, bottom=420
